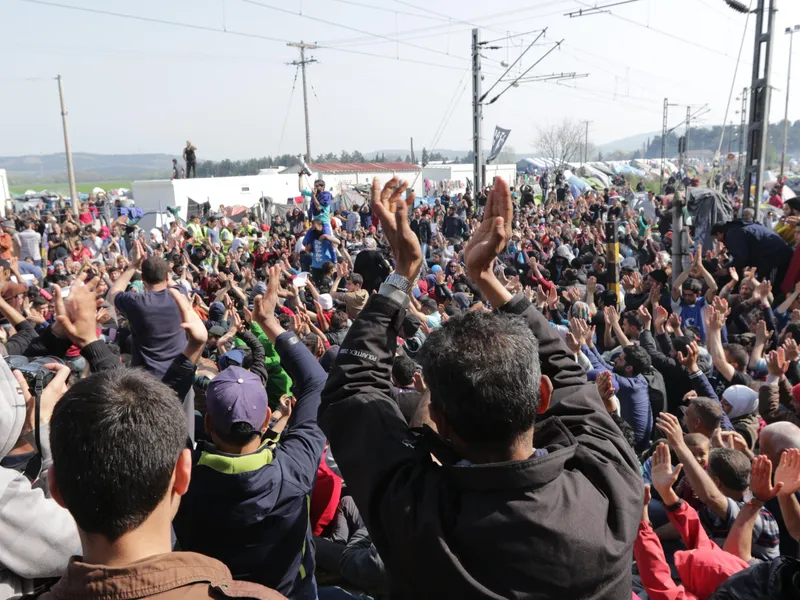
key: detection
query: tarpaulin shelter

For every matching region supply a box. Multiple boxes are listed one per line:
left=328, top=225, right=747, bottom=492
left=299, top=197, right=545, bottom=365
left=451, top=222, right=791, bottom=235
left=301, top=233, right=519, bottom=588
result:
left=685, top=187, right=734, bottom=249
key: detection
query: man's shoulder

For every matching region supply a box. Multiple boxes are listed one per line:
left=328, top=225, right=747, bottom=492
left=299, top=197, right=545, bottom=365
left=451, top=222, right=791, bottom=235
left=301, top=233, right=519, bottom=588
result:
left=210, top=580, right=286, bottom=599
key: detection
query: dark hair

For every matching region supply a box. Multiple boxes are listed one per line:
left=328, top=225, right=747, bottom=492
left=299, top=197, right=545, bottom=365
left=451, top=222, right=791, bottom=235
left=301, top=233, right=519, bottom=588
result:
left=724, top=343, right=749, bottom=371
left=322, top=261, right=335, bottom=275
left=141, top=256, right=169, bottom=285
left=50, top=369, right=186, bottom=541
left=419, top=311, right=540, bottom=446
left=392, top=355, right=417, bottom=387
left=622, top=344, right=651, bottom=377
left=673, top=335, right=694, bottom=357
left=611, top=412, right=636, bottom=449
left=682, top=278, right=703, bottom=294
left=213, top=421, right=260, bottom=446
left=708, top=448, right=751, bottom=492
left=622, top=311, right=643, bottom=331
left=690, top=396, right=724, bottom=432
left=348, top=273, right=364, bottom=288
left=329, top=310, right=349, bottom=330
left=684, top=433, right=710, bottom=447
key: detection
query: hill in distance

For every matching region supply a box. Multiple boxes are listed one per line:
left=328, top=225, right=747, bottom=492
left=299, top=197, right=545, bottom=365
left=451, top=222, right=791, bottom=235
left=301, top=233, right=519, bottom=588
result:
left=0, top=152, right=174, bottom=183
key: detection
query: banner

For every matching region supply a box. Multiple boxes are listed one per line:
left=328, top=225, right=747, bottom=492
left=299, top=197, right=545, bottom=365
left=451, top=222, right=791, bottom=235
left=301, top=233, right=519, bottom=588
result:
left=486, top=126, right=511, bottom=164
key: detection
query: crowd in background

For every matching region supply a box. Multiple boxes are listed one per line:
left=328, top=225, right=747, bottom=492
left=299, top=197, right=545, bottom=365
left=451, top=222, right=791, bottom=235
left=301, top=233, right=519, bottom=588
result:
left=1, top=170, right=800, bottom=599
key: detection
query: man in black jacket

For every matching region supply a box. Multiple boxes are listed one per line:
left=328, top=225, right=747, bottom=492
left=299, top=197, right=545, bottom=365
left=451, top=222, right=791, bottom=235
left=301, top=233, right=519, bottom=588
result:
left=409, top=208, right=431, bottom=259
left=319, top=176, right=642, bottom=599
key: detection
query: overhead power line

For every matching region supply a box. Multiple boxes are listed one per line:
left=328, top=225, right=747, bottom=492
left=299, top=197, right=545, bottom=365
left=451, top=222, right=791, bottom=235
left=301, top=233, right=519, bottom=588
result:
left=566, top=0, right=642, bottom=18
left=480, top=29, right=547, bottom=102
left=486, top=40, right=564, bottom=105
left=239, top=0, right=474, bottom=64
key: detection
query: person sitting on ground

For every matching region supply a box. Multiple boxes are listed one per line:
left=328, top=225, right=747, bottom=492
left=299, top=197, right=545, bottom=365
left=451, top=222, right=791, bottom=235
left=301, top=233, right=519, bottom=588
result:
left=319, top=177, right=642, bottom=598
left=636, top=443, right=750, bottom=600
left=657, top=412, right=780, bottom=561
left=42, top=355, right=283, bottom=598
left=174, top=265, right=327, bottom=600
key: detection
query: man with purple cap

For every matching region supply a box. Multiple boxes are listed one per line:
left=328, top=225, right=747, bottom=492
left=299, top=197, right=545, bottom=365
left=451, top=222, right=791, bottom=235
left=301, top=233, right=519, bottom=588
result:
left=174, top=265, right=327, bottom=600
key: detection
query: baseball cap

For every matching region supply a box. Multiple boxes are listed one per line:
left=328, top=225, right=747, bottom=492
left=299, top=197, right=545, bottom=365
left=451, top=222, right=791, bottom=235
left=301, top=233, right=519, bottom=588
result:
left=318, top=293, right=334, bottom=311
left=206, top=367, right=268, bottom=435
left=431, top=265, right=443, bottom=274
left=217, top=349, right=246, bottom=371
left=208, top=325, right=227, bottom=338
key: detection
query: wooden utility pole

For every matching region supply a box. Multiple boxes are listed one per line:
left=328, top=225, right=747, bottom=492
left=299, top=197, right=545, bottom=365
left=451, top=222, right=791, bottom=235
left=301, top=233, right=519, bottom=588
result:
left=287, top=42, right=318, bottom=163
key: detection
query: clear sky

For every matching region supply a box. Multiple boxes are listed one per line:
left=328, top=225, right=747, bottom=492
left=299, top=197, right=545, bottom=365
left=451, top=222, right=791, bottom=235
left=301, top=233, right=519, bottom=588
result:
left=2, top=0, right=800, bottom=160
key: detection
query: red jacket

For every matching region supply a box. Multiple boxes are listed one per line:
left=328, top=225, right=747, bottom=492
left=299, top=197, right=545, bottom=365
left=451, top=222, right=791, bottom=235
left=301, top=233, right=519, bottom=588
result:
left=634, top=500, right=748, bottom=600
left=309, top=449, right=342, bottom=536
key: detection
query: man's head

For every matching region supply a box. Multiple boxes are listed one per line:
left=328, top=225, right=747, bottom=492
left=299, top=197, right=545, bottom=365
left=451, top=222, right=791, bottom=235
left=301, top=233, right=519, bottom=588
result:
left=723, top=343, right=749, bottom=373
left=413, top=208, right=421, bottom=219
left=621, top=311, right=643, bottom=339
left=311, top=217, right=324, bottom=232
left=684, top=433, right=711, bottom=469
left=711, top=222, right=728, bottom=243
left=739, top=278, right=754, bottom=299
left=419, top=311, right=544, bottom=461
left=141, top=256, right=170, bottom=288
left=759, top=422, right=800, bottom=465
left=392, top=355, right=418, bottom=388
left=204, top=367, right=270, bottom=452
left=613, top=344, right=651, bottom=378
left=49, top=369, right=190, bottom=543
left=684, top=396, right=724, bottom=437
left=172, top=159, right=177, bottom=165
left=681, top=278, right=703, bottom=306
left=708, top=448, right=751, bottom=497
left=329, top=310, right=349, bottom=332
left=346, top=272, right=363, bottom=292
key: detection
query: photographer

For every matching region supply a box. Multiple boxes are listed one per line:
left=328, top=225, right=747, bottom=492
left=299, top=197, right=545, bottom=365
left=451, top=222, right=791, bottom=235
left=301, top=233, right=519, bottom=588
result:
left=0, top=355, right=78, bottom=599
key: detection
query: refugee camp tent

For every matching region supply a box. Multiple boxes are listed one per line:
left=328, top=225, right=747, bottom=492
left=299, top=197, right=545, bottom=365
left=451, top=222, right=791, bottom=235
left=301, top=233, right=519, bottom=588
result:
left=577, top=165, right=611, bottom=187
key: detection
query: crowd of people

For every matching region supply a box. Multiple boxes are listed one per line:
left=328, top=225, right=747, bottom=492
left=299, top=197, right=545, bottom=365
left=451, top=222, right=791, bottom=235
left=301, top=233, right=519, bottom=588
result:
left=2, top=168, right=800, bottom=600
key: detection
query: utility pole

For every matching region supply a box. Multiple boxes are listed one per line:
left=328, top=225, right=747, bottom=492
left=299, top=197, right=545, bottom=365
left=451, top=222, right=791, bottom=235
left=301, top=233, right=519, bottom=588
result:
left=582, top=120, right=591, bottom=165
left=660, top=98, right=668, bottom=193
left=471, top=29, right=484, bottom=194
left=743, top=0, right=777, bottom=219
left=410, top=137, right=416, bottom=164
left=738, top=87, right=748, bottom=185
left=287, top=42, right=318, bottom=163
left=781, top=25, right=800, bottom=180
left=57, top=75, right=79, bottom=215
left=686, top=105, right=692, bottom=168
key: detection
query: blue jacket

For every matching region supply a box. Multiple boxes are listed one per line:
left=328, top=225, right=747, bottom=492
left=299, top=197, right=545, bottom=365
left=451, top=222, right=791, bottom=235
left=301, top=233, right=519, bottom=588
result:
left=583, top=344, right=653, bottom=450
left=173, top=331, right=327, bottom=600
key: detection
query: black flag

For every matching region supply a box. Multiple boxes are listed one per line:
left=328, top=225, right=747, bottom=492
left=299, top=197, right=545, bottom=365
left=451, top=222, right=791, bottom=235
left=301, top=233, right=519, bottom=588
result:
left=486, top=126, right=511, bottom=163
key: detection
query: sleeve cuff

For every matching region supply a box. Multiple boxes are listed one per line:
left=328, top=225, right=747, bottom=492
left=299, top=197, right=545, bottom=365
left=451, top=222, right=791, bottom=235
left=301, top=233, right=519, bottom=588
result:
left=497, top=292, right=530, bottom=315
left=664, top=499, right=684, bottom=512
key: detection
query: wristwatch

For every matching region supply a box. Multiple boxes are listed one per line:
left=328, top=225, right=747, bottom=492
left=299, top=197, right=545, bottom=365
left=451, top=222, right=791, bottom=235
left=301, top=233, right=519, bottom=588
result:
left=379, top=274, right=412, bottom=308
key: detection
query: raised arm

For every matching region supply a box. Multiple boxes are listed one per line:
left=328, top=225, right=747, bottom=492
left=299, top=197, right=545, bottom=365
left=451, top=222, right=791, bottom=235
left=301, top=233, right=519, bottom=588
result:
left=657, top=413, right=730, bottom=519
left=704, top=305, right=736, bottom=382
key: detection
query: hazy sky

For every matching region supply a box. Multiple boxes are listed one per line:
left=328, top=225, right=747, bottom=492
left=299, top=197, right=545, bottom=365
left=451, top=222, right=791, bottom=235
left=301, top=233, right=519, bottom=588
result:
left=2, top=0, right=800, bottom=160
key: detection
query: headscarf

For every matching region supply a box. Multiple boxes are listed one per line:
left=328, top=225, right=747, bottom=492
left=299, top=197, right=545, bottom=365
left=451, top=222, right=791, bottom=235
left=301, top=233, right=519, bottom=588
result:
left=722, top=385, right=759, bottom=419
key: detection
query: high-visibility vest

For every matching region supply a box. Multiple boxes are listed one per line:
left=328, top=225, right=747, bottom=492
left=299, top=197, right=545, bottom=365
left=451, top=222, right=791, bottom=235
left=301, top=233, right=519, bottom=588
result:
left=187, top=223, right=206, bottom=245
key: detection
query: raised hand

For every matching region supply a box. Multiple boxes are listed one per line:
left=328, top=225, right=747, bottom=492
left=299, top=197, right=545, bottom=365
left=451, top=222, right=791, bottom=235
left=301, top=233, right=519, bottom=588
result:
left=677, top=341, right=700, bottom=372
left=751, top=455, right=783, bottom=502
left=651, top=443, right=683, bottom=497
left=371, top=177, right=422, bottom=280
left=654, top=305, right=669, bottom=329
left=253, top=264, right=282, bottom=331
left=169, top=287, right=208, bottom=362
left=755, top=320, right=772, bottom=345
left=637, top=305, right=652, bottom=330
left=667, top=312, right=682, bottom=332
left=656, top=412, right=685, bottom=450
left=603, top=305, right=620, bottom=326
left=783, top=336, right=800, bottom=362
left=464, top=177, right=512, bottom=281
left=767, top=348, right=790, bottom=377
left=775, top=448, right=800, bottom=497
left=55, top=277, right=100, bottom=348
left=729, top=267, right=739, bottom=283
left=596, top=370, right=616, bottom=413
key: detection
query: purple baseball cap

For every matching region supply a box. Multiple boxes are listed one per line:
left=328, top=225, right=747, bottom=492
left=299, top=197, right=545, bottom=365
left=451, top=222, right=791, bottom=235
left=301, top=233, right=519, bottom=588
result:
left=206, top=366, right=268, bottom=435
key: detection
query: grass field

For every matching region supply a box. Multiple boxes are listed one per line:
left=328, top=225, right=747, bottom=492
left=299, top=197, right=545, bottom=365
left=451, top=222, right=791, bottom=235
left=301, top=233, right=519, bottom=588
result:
left=9, top=180, right=133, bottom=195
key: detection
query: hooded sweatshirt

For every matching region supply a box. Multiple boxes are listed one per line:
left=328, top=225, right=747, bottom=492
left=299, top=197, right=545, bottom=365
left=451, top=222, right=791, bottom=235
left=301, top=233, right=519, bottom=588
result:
left=0, top=356, right=80, bottom=599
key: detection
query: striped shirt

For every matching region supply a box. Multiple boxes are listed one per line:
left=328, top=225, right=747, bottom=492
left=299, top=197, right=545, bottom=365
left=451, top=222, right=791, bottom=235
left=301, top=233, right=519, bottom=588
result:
left=700, top=497, right=780, bottom=561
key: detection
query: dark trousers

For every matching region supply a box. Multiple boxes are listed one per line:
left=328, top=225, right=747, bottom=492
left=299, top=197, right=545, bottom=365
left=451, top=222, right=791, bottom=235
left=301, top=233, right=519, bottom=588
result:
left=186, top=161, right=196, bottom=178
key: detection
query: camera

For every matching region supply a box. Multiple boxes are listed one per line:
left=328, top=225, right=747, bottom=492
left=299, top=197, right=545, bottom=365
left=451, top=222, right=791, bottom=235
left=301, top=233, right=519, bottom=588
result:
left=14, top=356, right=65, bottom=391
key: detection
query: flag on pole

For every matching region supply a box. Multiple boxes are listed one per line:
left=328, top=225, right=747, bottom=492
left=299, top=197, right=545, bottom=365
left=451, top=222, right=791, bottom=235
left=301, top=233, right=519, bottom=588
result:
left=486, top=126, right=511, bottom=164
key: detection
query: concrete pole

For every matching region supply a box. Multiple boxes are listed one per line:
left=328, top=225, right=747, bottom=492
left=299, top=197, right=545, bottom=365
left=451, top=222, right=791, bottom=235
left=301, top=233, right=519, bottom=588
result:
left=57, top=75, right=80, bottom=215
